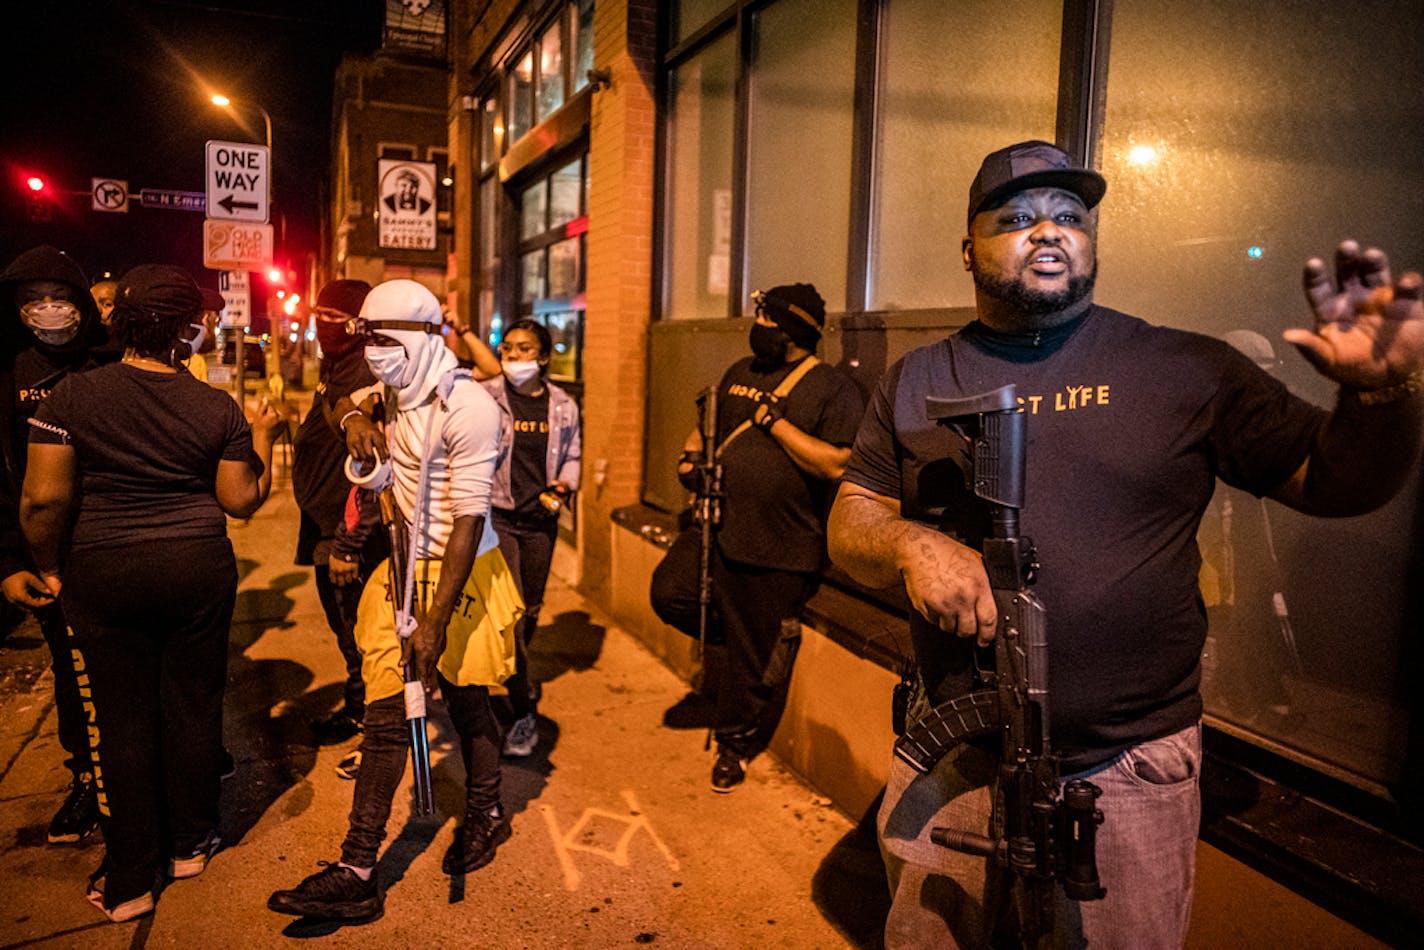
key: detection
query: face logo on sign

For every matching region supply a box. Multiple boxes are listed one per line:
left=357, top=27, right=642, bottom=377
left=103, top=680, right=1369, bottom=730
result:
left=382, top=169, right=431, bottom=214
left=402, top=0, right=432, bottom=13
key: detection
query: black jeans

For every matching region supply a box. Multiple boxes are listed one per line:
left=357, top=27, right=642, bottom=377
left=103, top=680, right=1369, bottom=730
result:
left=340, top=673, right=501, bottom=869
left=492, top=508, right=557, bottom=719
left=650, top=532, right=815, bottom=757
left=61, top=536, right=236, bottom=906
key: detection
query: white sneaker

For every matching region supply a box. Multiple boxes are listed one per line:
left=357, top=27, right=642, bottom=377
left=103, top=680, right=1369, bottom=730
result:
left=335, top=750, right=362, bottom=780
left=502, top=714, right=538, bottom=757
left=170, top=829, right=222, bottom=879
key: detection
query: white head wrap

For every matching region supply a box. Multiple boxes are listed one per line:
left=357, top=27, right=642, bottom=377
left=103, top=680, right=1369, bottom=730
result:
left=359, top=279, right=458, bottom=411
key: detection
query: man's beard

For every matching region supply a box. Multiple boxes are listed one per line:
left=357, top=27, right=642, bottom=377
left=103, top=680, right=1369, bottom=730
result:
left=970, top=255, right=1097, bottom=318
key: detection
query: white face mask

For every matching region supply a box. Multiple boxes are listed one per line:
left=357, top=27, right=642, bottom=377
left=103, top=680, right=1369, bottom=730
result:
left=20, top=300, right=80, bottom=346
left=502, top=360, right=541, bottom=386
left=365, top=344, right=409, bottom=386
left=185, top=322, right=207, bottom=357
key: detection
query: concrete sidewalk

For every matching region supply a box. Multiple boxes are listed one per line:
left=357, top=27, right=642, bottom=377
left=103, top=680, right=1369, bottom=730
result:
left=0, top=472, right=880, bottom=948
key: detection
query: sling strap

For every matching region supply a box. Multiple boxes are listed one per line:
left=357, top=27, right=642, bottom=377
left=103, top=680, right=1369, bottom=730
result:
left=716, top=355, right=820, bottom=457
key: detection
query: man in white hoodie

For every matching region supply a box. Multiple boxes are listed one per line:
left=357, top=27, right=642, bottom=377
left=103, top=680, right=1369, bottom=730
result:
left=268, top=280, right=523, bottom=923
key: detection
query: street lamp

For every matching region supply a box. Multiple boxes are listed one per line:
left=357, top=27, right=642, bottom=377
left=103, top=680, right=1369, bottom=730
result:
left=209, top=92, right=275, bottom=400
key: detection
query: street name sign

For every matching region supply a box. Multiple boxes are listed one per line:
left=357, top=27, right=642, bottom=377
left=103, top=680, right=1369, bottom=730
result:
left=203, top=219, right=273, bottom=270
left=141, top=188, right=206, bottom=212
left=204, top=140, right=269, bottom=222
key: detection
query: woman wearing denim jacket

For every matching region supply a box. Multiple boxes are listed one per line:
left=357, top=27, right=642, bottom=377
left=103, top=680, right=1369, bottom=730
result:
left=453, top=317, right=581, bottom=757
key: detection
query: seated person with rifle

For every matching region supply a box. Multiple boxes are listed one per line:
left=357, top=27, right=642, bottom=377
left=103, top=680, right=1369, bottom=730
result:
left=650, top=283, right=864, bottom=792
left=268, top=280, right=523, bottom=924
left=826, top=140, right=1424, bottom=947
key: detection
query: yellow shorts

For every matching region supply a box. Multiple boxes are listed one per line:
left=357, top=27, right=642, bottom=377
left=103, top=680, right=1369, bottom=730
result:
left=353, top=548, right=524, bottom=704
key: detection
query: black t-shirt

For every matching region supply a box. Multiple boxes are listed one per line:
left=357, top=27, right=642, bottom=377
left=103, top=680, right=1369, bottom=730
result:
left=31, top=362, right=252, bottom=551
left=506, top=386, right=551, bottom=516
left=842, top=306, right=1326, bottom=772
left=716, top=355, right=866, bottom=572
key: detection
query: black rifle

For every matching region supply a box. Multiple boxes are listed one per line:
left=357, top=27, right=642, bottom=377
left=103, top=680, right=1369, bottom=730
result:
left=693, top=386, right=723, bottom=655
left=893, top=384, right=1104, bottom=945
left=377, top=488, right=436, bottom=817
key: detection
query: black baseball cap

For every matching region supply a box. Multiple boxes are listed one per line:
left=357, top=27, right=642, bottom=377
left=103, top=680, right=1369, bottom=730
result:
left=966, top=140, right=1106, bottom=228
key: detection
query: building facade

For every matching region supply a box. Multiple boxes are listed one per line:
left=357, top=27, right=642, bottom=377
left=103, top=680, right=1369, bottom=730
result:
left=417, top=0, right=1421, bottom=922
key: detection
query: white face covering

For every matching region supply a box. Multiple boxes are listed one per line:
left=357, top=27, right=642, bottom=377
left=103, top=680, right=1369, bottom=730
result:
left=365, top=344, right=410, bottom=387
left=185, top=322, right=207, bottom=357
left=502, top=360, right=541, bottom=386
left=20, top=300, right=80, bottom=346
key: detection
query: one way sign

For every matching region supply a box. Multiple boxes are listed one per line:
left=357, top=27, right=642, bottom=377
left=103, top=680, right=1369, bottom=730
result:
left=204, top=140, right=269, bottom=223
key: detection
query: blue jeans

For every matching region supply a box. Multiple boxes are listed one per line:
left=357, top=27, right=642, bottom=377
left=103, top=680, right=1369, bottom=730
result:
left=878, top=723, right=1202, bottom=949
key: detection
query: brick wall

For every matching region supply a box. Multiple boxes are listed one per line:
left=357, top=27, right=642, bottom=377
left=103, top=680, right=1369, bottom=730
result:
left=579, top=0, right=658, bottom=604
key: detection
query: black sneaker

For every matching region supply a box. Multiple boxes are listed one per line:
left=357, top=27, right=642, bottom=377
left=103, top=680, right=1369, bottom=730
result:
left=441, top=808, right=505, bottom=874
left=169, top=829, right=222, bottom=879
left=49, top=772, right=99, bottom=844
left=710, top=748, right=746, bottom=793
left=268, top=862, right=382, bottom=921
left=311, top=710, right=363, bottom=745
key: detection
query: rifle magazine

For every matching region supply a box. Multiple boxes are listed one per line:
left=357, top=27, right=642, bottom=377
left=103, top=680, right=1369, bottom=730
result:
left=894, top=690, right=1002, bottom=773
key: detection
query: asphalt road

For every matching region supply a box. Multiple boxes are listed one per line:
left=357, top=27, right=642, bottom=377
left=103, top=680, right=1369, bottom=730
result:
left=0, top=456, right=887, bottom=949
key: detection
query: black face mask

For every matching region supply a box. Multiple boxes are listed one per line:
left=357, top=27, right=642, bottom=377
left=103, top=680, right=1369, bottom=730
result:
left=749, top=322, right=790, bottom=369
left=316, top=320, right=360, bottom=357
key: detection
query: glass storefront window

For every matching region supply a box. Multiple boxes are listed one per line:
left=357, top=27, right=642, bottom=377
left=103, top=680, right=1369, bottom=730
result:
left=479, top=177, right=498, bottom=272
left=521, top=251, right=544, bottom=304
left=510, top=51, right=534, bottom=143
left=663, top=32, right=736, bottom=320
left=870, top=0, right=1060, bottom=311
left=541, top=307, right=581, bottom=380
left=480, top=98, right=498, bottom=172
left=670, top=0, right=729, bottom=46
left=1095, top=0, right=1423, bottom=789
left=744, top=0, right=856, bottom=313
left=549, top=158, right=583, bottom=230
left=521, top=179, right=547, bottom=239
left=538, top=20, right=565, bottom=122
left=548, top=237, right=581, bottom=298
left=574, top=0, right=595, bottom=91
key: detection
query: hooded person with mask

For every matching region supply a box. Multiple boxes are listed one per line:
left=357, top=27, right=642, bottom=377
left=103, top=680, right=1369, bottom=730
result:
left=292, top=280, right=390, bottom=750
left=269, top=279, right=523, bottom=924
left=0, top=244, right=115, bottom=846
left=649, top=282, right=864, bottom=792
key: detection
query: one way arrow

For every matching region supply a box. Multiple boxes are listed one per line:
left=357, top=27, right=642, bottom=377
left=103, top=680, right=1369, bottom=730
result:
left=218, top=194, right=260, bottom=214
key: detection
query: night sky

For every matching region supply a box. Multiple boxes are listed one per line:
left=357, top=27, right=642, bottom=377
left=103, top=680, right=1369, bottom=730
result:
left=0, top=0, right=382, bottom=289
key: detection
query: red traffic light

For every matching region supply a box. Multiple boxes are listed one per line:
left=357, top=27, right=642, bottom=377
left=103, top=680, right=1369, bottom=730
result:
left=25, top=176, right=46, bottom=192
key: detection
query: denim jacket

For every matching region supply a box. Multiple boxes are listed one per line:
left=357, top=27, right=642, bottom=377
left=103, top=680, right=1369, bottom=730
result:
left=481, top=376, right=581, bottom=510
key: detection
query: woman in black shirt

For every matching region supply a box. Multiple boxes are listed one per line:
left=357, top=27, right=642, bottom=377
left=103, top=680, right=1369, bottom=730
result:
left=21, top=264, right=283, bottom=923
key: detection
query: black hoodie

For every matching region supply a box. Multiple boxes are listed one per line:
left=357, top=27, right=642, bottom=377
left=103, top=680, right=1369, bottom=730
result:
left=0, top=245, right=113, bottom=580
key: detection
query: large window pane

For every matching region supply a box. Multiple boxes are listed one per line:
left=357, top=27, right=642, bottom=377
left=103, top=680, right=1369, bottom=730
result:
left=510, top=51, right=534, bottom=142
left=549, top=158, right=583, bottom=229
left=574, top=0, right=595, bottom=91
left=670, top=0, right=729, bottom=46
left=480, top=98, right=498, bottom=172
left=479, top=177, right=497, bottom=272
left=520, top=251, right=545, bottom=303
left=870, top=0, right=1061, bottom=311
left=537, top=20, right=565, bottom=122
left=520, top=180, right=547, bottom=239
left=744, top=0, right=857, bottom=312
left=548, top=237, right=581, bottom=299
left=662, top=32, right=736, bottom=320
left=1097, top=0, right=1423, bottom=788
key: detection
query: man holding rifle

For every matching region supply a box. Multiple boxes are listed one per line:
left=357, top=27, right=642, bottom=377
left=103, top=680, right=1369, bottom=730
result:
left=269, top=280, right=521, bottom=924
left=651, top=283, right=863, bottom=792
left=827, top=140, right=1424, bottom=947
